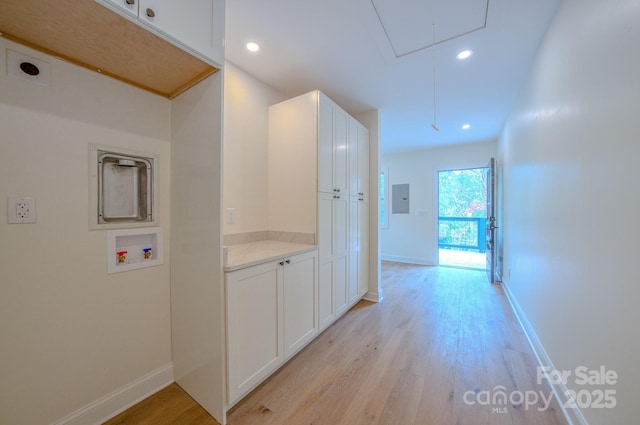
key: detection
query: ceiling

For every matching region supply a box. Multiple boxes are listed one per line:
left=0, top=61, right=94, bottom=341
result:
left=225, top=0, right=561, bottom=154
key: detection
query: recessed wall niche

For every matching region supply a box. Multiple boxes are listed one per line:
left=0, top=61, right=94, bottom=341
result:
left=89, top=144, right=158, bottom=230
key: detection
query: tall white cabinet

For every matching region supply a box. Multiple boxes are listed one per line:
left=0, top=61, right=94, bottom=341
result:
left=269, top=90, right=370, bottom=332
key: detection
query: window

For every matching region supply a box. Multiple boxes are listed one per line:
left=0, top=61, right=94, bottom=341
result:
left=380, top=168, right=389, bottom=228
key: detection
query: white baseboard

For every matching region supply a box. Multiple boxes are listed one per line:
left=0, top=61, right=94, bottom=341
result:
left=51, top=363, right=174, bottom=425
left=501, top=281, right=588, bottom=425
left=381, top=255, right=434, bottom=266
left=363, top=291, right=383, bottom=303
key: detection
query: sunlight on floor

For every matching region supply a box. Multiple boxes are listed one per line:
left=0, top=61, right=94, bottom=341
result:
left=439, top=248, right=486, bottom=269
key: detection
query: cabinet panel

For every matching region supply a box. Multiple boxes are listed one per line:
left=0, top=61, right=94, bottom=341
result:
left=318, top=97, right=334, bottom=194
left=318, top=193, right=335, bottom=330
left=357, top=124, right=370, bottom=198
left=333, top=253, right=348, bottom=315
left=333, top=108, right=349, bottom=194
left=318, top=95, right=348, bottom=195
left=358, top=197, right=370, bottom=298
left=349, top=196, right=369, bottom=303
left=348, top=118, right=370, bottom=198
left=226, top=262, right=283, bottom=403
left=349, top=196, right=360, bottom=303
left=348, top=119, right=359, bottom=196
left=333, top=194, right=349, bottom=314
left=284, top=252, right=318, bottom=358
left=318, top=192, right=348, bottom=328
left=318, top=193, right=333, bottom=258
left=268, top=91, right=318, bottom=234
left=333, top=195, right=349, bottom=256
left=138, top=0, right=224, bottom=66
left=318, top=259, right=334, bottom=329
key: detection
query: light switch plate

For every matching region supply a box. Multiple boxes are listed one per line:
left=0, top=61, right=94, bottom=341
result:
left=226, top=208, right=236, bottom=224
left=8, top=196, right=36, bottom=224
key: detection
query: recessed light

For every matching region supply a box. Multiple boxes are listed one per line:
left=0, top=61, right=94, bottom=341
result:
left=246, top=42, right=260, bottom=52
left=457, top=50, right=473, bottom=60
left=462, top=123, right=471, bottom=130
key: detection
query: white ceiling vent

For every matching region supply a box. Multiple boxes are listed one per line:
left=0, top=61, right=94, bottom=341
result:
left=370, top=0, right=489, bottom=58
left=6, top=49, right=51, bottom=87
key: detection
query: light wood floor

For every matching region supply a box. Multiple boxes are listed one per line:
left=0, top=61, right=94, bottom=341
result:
left=105, top=262, right=568, bottom=425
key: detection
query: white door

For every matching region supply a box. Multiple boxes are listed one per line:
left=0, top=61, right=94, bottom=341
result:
left=485, top=158, right=498, bottom=283
left=357, top=124, right=369, bottom=198
left=333, top=194, right=349, bottom=315
left=318, top=193, right=335, bottom=329
left=357, top=197, right=369, bottom=298
left=138, top=0, right=223, bottom=64
left=333, top=108, right=349, bottom=194
left=318, top=98, right=334, bottom=194
left=226, top=261, right=284, bottom=403
left=283, top=251, right=318, bottom=358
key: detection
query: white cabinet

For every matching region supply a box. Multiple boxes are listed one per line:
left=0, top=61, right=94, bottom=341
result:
left=268, top=90, right=370, bottom=331
left=96, top=0, right=224, bottom=67
left=318, top=192, right=349, bottom=330
left=318, top=194, right=334, bottom=329
left=358, top=198, right=370, bottom=298
left=348, top=118, right=370, bottom=198
left=226, top=260, right=283, bottom=404
left=226, top=249, right=318, bottom=405
left=318, top=96, right=349, bottom=196
left=283, top=251, right=319, bottom=358
left=349, top=196, right=369, bottom=304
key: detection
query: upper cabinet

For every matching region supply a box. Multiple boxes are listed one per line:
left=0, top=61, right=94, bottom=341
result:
left=348, top=118, right=370, bottom=198
left=0, top=0, right=224, bottom=98
left=318, top=96, right=349, bottom=195
left=99, top=0, right=224, bottom=67
left=269, top=90, right=370, bottom=233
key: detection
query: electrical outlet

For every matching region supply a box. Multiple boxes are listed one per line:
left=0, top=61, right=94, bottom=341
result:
left=8, top=197, right=36, bottom=224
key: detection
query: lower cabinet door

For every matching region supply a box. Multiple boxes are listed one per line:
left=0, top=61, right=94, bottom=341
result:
left=283, top=250, right=318, bottom=358
left=318, top=259, right=334, bottom=330
left=226, top=261, right=284, bottom=404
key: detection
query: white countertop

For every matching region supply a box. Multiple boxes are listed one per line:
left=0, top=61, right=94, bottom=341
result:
left=224, top=240, right=318, bottom=272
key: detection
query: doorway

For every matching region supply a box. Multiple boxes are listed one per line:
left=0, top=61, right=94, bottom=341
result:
left=438, top=167, right=488, bottom=269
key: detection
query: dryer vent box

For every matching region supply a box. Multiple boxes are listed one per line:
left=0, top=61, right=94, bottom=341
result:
left=90, top=145, right=157, bottom=230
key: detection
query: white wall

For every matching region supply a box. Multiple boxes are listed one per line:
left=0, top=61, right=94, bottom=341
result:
left=223, top=62, right=286, bottom=235
left=171, top=71, right=226, bottom=424
left=499, top=0, right=640, bottom=423
left=0, top=39, right=172, bottom=424
left=381, top=141, right=496, bottom=265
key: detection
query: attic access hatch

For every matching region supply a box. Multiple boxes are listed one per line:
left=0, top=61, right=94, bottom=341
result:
left=370, top=0, right=489, bottom=58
